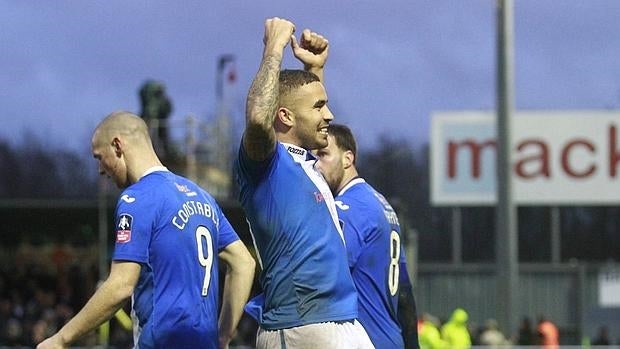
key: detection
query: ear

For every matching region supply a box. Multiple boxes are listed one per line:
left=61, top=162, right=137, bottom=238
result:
left=276, top=107, right=295, bottom=127
left=111, top=137, right=123, bottom=157
left=343, top=150, right=355, bottom=169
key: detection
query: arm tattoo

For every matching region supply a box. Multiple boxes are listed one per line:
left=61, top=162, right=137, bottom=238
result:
left=244, top=54, right=281, bottom=160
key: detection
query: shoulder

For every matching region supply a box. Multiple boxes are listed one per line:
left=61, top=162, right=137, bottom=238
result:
left=118, top=172, right=175, bottom=208
left=134, top=171, right=172, bottom=192
left=236, top=142, right=285, bottom=179
left=336, top=184, right=377, bottom=224
left=338, top=181, right=383, bottom=213
left=171, top=175, right=223, bottom=209
left=118, top=183, right=152, bottom=208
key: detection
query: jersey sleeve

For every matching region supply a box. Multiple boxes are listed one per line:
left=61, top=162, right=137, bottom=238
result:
left=399, top=257, right=411, bottom=284
left=235, top=140, right=278, bottom=184
left=216, top=209, right=240, bottom=251
left=112, top=189, right=157, bottom=263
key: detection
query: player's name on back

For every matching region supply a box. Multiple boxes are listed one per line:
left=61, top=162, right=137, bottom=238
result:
left=172, top=200, right=219, bottom=229
left=384, top=209, right=399, bottom=226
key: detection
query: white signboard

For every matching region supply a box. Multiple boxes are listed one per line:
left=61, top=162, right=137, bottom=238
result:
left=431, top=111, right=620, bottom=205
left=599, top=266, right=620, bottom=307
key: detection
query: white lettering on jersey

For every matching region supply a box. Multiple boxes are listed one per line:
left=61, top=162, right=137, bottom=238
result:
left=384, top=210, right=400, bottom=226
left=172, top=200, right=219, bottom=230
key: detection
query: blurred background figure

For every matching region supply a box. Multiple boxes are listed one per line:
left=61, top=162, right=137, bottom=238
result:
left=139, top=80, right=173, bottom=158
left=441, top=308, right=472, bottom=349
left=419, top=313, right=447, bottom=349
left=592, top=325, right=610, bottom=346
left=517, top=316, right=535, bottom=345
left=537, top=315, right=560, bottom=349
left=479, top=318, right=509, bottom=347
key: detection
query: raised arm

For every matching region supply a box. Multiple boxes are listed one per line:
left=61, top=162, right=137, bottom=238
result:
left=243, top=17, right=295, bottom=161
left=292, top=29, right=329, bottom=82
left=217, top=240, right=256, bottom=349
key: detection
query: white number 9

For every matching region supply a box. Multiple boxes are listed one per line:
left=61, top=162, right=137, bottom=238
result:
left=196, top=226, right=214, bottom=296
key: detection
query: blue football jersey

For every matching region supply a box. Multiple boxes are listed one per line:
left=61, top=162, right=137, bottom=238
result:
left=234, top=142, right=358, bottom=330
left=112, top=169, right=240, bottom=349
left=336, top=178, right=407, bottom=349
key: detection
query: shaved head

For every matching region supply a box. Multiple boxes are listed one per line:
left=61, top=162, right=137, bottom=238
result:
left=93, top=111, right=150, bottom=144
left=91, top=110, right=161, bottom=188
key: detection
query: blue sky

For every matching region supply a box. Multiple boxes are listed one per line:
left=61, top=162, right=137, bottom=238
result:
left=1, top=0, right=619, bottom=158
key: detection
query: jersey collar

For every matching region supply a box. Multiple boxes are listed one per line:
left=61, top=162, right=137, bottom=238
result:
left=281, top=142, right=315, bottom=162
left=140, top=166, right=169, bottom=179
left=337, top=177, right=366, bottom=196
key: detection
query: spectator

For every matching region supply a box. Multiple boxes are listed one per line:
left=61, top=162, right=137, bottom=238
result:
left=537, top=316, right=559, bottom=349
left=419, top=313, right=447, bottom=349
left=0, top=297, right=11, bottom=342
left=479, top=318, right=509, bottom=347
left=0, top=262, right=130, bottom=347
left=592, top=325, right=610, bottom=346
left=441, top=308, right=472, bottom=349
left=517, top=316, right=535, bottom=345
left=4, top=318, right=24, bottom=345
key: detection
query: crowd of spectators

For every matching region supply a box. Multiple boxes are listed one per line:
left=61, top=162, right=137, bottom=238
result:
left=419, top=308, right=575, bottom=349
left=0, top=243, right=259, bottom=348
left=1, top=244, right=617, bottom=348
left=419, top=309, right=618, bottom=349
left=0, top=243, right=132, bottom=348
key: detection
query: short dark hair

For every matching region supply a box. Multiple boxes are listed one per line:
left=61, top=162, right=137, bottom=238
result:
left=328, top=123, right=357, bottom=164
left=279, top=69, right=320, bottom=99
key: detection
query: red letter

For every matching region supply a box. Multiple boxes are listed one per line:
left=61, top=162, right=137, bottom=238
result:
left=561, top=140, right=596, bottom=178
left=610, top=125, right=619, bottom=177
left=514, top=139, right=550, bottom=178
left=447, top=139, right=496, bottom=179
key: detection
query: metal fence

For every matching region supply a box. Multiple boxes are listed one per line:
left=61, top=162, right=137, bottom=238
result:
left=415, top=262, right=618, bottom=344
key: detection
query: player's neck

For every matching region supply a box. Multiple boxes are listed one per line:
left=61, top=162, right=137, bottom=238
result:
left=276, top=133, right=306, bottom=150
left=337, top=168, right=360, bottom=193
left=128, top=151, right=164, bottom=184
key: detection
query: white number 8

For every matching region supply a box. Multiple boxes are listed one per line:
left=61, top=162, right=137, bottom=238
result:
left=388, top=230, right=400, bottom=296
left=196, top=226, right=214, bottom=296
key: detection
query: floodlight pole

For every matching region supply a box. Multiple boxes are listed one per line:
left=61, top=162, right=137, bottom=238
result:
left=216, top=54, right=235, bottom=101
left=215, top=54, right=235, bottom=198
left=496, top=0, right=519, bottom=337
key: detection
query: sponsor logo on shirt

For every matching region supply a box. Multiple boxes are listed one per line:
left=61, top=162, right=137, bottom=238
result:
left=120, top=194, right=136, bottom=203
left=287, top=146, right=306, bottom=156
left=116, top=213, right=133, bottom=243
left=314, top=191, right=324, bottom=203
left=175, top=182, right=197, bottom=197
left=335, top=200, right=349, bottom=210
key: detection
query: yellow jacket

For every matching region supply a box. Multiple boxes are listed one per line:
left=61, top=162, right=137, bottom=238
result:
left=440, top=308, right=472, bottom=349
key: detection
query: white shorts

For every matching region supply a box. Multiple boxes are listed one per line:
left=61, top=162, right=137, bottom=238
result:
left=256, top=319, right=375, bottom=349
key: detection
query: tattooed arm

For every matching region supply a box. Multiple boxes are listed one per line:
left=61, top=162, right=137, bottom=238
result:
left=243, top=17, right=296, bottom=162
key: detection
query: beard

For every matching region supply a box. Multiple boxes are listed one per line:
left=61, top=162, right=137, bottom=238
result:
left=300, top=129, right=328, bottom=150
left=326, top=167, right=344, bottom=195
